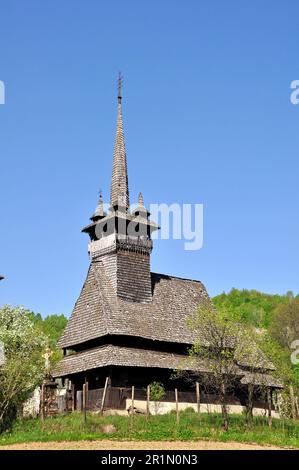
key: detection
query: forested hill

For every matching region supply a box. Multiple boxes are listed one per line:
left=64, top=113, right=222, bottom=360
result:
left=213, top=288, right=297, bottom=328
left=28, top=312, right=67, bottom=349
left=213, top=289, right=299, bottom=388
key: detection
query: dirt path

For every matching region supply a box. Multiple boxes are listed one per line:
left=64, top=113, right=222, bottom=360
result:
left=0, top=440, right=283, bottom=450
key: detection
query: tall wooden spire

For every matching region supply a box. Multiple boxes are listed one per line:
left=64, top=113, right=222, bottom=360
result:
left=110, top=73, right=130, bottom=210
left=82, top=77, right=159, bottom=303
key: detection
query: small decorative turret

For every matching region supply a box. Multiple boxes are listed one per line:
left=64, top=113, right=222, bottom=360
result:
left=138, top=192, right=144, bottom=207
left=92, top=192, right=105, bottom=220
left=132, top=192, right=150, bottom=220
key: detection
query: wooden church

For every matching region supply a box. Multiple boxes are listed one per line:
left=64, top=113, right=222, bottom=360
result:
left=53, top=80, right=280, bottom=406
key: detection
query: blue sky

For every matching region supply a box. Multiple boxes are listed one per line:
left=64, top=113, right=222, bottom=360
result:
left=0, top=1, right=299, bottom=316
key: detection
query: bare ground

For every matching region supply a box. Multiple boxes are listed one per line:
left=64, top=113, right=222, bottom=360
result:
left=0, top=440, right=283, bottom=450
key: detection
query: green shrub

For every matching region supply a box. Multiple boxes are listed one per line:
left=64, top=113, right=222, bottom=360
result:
left=149, top=382, right=166, bottom=402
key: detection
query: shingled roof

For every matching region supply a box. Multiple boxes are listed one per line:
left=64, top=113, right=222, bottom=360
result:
left=52, top=344, right=209, bottom=377
left=57, top=260, right=209, bottom=349
left=110, top=89, right=129, bottom=209
left=240, top=372, right=283, bottom=389
left=52, top=344, right=280, bottom=389
left=53, top=343, right=241, bottom=378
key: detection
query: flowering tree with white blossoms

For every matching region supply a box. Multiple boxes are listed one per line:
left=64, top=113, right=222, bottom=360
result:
left=0, top=305, right=46, bottom=430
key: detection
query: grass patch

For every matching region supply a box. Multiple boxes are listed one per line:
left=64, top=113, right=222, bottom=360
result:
left=0, top=411, right=298, bottom=448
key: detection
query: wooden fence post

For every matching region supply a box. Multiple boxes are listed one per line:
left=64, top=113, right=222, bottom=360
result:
left=290, top=385, right=297, bottom=420
left=131, top=385, right=135, bottom=415
left=196, top=382, right=200, bottom=415
left=100, top=377, right=109, bottom=414
left=175, top=388, right=179, bottom=424
left=267, top=388, right=272, bottom=428
left=146, top=385, right=150, bottom=417
left=40, top=383, right=45, bottom=424
left=86, top=381, right=89, bottom=415
left=83, top=383, right=87, bottom=425
left=71, top=383, right=75, bottom=412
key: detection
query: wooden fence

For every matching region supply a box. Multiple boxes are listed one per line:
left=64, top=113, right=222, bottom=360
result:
left=76, top=385, right=242, bottom=413
left=77, top=387, right=129, bottom=411
left=40, top=381, right=286, bottom=425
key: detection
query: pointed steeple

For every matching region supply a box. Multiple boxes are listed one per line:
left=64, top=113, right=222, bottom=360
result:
left=93, top=191, right=105, bottom=219
left=110, top=73, right=130, bottom=210
left=82, top=78, right=160, bottom=302
left=132, top=191, right=150, bottom=219
left=138, top=192, right=144, bottom=207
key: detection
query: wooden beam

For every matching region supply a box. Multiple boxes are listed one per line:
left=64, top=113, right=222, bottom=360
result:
left=175, top=388, right=179, bottom=423
left=83, top=383, right=87, bottom=425
left=267, top=388, right=272, bottom=428
left=146, top=385, right=150, bottom=417
left=71, top=383, right=75, bottom=412
left=196, top=382, right=200, bottom=415
left=100, top=377, right=109, bottom=414
left=86, top=381, right=89, bottom=415
left=131, top=386, right=135, bottom=415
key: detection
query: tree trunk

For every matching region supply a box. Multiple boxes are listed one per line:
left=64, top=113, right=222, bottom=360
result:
left=221, top=404, right=229, bottom=431
left=289, top=385, right=297, bottom=420
left=246, top=384, right=253, bottom=426
left=220, top=382, right=229, bottom=431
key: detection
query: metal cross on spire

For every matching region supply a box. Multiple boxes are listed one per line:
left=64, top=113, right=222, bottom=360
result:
left=117, top=72, right=123, bottom=103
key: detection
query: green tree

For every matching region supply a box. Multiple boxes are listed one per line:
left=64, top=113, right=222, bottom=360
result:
left=27, top=312, right=67, bottom=348
left=187, top=300, right=262, bottom=430
left=213, top=288, right=288, bottom=328
left=214, top=288, right=299, bottom=419
left=39, top=314, right=67, bottom=349
left=0, top=306, right=46, bottom=431
left=149, top=382, right=166, bottom=415
left=25, top=311, right=67, bottom=365
left=269, top=298, right=299, bottom=349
